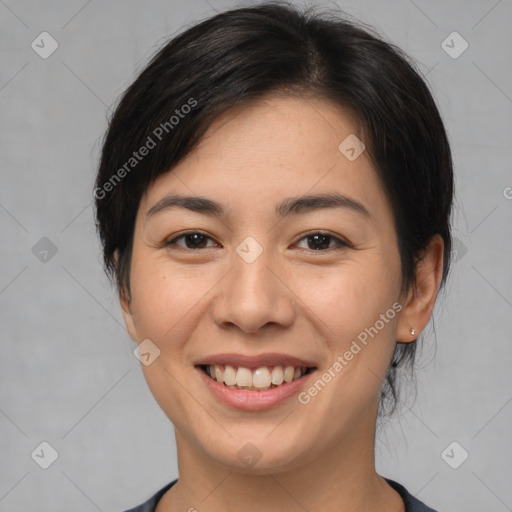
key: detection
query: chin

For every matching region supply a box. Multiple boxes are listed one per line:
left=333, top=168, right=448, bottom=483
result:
left=198, top=432, right=313, bottom=475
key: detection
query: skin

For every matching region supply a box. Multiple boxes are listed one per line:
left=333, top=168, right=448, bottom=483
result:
left=118, top=94, right=444, bottom=512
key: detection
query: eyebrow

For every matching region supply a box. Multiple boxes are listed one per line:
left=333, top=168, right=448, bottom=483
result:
left=146, top=192, right=370, bottom=220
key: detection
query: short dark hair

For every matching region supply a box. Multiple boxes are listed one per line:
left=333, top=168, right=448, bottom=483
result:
left=94, top=1, right=454, bottom=416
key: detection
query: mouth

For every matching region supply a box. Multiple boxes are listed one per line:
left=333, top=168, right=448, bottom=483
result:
left=194, top=353, right=318, bottom=410
left=198, top=363, right=315, bottom=391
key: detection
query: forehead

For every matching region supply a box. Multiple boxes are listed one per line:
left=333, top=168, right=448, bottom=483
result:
left=190, top=94, right=362, bottom=170
left=138, top=94, right=390, bottom=225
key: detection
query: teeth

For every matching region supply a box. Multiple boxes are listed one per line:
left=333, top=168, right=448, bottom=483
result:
left=253, top=367, right=271, bottom=388
left=283, top=366, right=295, bottom=383
left=224, top=365, right=237, bottom=386
left=236, top=367, right=252, bottom=387
left=271, top=366, right=284, bottom=385
left=205, top=364, right=308, bottom=390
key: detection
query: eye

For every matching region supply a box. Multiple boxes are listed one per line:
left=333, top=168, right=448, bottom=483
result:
left=294, top=232, right=351, bottom=251
left=164, top=231, right=219, bottom=250
left=163, top=230, right=351, bottom=252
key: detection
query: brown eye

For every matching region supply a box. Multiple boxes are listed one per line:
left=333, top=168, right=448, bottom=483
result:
left=295, top=232, right=350, bottom=251
left=165, top=231, right=218, bottom=250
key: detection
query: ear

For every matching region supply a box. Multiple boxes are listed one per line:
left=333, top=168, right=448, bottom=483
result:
left=114, top=250, right=139, bottom=343
left=396, top=234, right=445, bottom=342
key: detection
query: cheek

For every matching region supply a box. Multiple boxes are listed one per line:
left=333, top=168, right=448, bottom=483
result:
left=129, top=257, right=209, bottom=343
left=295, top=269, right=400, bottom=411
left=292, top=259, right=400, bottom=342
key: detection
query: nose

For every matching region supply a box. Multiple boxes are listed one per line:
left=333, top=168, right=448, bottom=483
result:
left=210, top=248, right=295, bottom=334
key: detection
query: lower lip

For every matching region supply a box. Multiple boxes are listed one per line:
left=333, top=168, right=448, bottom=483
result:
left=196, top=367, right=316, bottom=411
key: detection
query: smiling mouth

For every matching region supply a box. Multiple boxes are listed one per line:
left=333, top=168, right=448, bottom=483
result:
left=198, top=364, right=316, bottom=391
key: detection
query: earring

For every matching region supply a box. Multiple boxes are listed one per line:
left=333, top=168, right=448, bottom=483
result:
left=410, top=328, right=416, bottom=336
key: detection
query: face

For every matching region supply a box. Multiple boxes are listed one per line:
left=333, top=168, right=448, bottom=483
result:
left=121, top=95, right=410, bottom=473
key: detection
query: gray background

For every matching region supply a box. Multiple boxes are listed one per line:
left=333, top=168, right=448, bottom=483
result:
left=1, top=0, right=511, bottom=510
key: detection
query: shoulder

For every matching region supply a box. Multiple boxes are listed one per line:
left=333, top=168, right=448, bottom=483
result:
left=385, top=478, right=439, bottom=512
left=122, top=479, right=178, bottom=512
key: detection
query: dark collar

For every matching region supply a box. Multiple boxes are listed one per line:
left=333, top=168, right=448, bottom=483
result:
left=124, top=477, right=439, bottom=512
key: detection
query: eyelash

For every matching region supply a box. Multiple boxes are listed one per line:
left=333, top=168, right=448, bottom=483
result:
left=163, top=230, right=352, bottom=253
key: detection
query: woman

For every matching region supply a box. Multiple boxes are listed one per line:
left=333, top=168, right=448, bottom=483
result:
left=94, top=2, right=453, bottom=511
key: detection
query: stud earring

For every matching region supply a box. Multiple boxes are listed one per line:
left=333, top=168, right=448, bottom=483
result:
left=410, top=328, right=416, bottom=336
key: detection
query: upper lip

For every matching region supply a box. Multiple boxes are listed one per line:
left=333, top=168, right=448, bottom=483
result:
left=194, top=352, right=317, bottom=369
